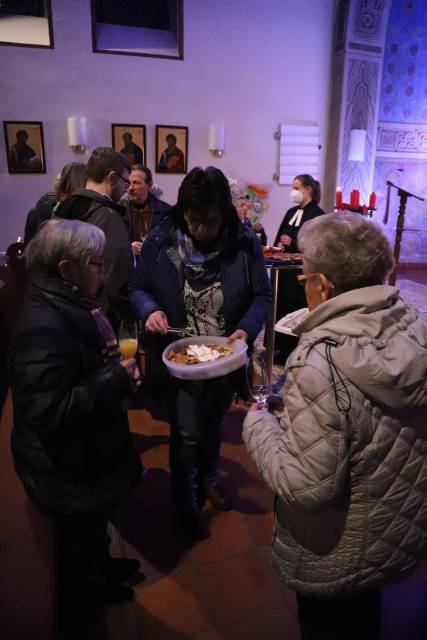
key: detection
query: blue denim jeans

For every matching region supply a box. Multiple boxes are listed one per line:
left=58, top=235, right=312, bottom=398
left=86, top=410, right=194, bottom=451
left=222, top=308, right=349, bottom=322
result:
left=167, top=375, right=235, bottom=508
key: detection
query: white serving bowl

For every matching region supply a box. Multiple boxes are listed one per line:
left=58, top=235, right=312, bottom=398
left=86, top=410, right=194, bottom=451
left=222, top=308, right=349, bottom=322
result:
left=162, top=336, right=248, bottom=381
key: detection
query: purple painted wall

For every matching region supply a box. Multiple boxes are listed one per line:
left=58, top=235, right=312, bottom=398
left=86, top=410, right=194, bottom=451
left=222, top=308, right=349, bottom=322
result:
left=373, top=0, right=427, bottom=262
left=0, top=0, right=334, bottom=249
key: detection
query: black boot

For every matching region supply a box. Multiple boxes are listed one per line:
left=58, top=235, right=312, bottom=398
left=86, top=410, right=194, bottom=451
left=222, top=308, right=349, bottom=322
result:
left=202, top=484, right=232, bottom=511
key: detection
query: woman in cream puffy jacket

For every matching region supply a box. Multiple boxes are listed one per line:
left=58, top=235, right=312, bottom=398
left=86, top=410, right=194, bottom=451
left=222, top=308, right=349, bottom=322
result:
left=243, top=213, right=427, bottom=640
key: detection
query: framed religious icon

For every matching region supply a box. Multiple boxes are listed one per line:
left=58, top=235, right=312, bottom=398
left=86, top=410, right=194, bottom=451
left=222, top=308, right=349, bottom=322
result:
left=112, top=123, right=146, bottom=166
left=3, top=121, right=46, bottom=173
left=155, top=125, right=188, bottom=174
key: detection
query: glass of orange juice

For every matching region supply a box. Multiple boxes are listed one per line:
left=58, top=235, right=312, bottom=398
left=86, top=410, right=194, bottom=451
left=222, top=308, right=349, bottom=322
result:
left=118, top=320, right=138, bottom=359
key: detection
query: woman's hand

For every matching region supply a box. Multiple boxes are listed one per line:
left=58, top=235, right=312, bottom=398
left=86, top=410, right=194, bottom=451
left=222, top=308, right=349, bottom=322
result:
left=145, top=310, right=168, bottom=334
left=132, top=241, right=143, bottom=255
left=120, top=357, right=141, bottom=389
left=279, top=234, right=292, bottom=247
left=229, top=329, right=249, bottom=343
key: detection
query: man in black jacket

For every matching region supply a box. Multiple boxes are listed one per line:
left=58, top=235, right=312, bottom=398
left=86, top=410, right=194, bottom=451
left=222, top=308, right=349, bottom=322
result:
left=121, top=164, right=171, bottom=257
left=55, top=147, right=134, bottom=324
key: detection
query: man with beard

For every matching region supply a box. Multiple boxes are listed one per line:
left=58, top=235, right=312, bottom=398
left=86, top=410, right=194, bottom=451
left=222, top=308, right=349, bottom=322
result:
left=55, top=147, right=134, bottom=324
left=121, top=164, right=171, bottom=257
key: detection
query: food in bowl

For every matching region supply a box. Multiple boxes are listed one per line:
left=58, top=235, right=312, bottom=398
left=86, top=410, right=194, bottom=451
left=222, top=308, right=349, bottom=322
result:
left=263, top=246, right=282, bottom=257
left=167, top=343, right=233, bottom=365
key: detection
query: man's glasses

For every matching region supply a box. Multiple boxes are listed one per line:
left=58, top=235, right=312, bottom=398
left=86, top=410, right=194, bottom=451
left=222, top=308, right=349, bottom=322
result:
left=115, top=173, right=130, bottom=187
left=296, top=272, right=320, bottom=286
left=89, top=257, right=105, bottom=270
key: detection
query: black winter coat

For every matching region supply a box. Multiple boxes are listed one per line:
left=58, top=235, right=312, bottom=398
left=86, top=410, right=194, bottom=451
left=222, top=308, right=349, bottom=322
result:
left=9, top=268, right=141, bottom=517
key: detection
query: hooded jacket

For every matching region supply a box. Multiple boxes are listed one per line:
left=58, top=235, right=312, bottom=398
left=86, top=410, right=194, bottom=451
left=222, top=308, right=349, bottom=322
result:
left=243, top=285, right=427, bottom=597
left=55, top=189, right=134, bottom=321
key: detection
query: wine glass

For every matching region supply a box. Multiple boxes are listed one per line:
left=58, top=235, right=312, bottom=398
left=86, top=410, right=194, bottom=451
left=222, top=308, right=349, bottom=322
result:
left=118, top=320, right=138, bottom=359
left=247, top=352, right=270, bottom=408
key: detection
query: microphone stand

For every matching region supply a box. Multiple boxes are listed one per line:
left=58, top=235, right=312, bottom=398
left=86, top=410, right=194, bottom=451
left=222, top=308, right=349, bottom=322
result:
left=384, top=180, right=424, bottom=286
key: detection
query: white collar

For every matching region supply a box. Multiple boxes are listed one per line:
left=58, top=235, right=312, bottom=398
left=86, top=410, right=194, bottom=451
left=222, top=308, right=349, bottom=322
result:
left=288, top=208, right=304, bottom=226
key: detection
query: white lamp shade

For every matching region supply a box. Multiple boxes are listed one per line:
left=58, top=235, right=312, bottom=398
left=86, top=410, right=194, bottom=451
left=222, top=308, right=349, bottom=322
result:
left=208, top=124, right=225, bottom=152
left=67, top=117, right=88, bottom=147
left=348, top=129, right=366, bottom=162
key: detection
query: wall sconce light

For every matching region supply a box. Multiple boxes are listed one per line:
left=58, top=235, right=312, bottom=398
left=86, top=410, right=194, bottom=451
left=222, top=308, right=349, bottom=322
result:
left=208, top=124, right=225, bottom=158
left=348, top=129, right=366, bottom=162
left=67, top=117, right=88, bottom=153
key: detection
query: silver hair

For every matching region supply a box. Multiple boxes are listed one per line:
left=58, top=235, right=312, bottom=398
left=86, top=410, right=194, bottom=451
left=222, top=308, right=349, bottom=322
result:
left=298, top=212, right=395, bottom=291
left=25, top=219, right=105, bottom=271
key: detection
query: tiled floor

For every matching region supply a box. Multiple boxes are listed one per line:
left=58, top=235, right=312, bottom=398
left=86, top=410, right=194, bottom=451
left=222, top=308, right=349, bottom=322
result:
left=108, top=398, right=300, bottom=640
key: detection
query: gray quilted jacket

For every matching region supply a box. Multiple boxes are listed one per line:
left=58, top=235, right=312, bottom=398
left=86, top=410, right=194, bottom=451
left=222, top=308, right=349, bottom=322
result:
left=243, top=285, right=427, bottom=597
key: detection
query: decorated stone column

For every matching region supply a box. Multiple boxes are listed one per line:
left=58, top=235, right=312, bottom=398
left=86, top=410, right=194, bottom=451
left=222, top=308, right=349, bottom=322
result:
left=324, top=0, right=392, bottom=211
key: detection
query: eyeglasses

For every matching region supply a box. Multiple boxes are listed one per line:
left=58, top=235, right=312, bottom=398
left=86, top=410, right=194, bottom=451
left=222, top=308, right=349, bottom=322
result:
left=89, top=257, right=105, bottom=270
left=116, top=173, right=130, bottom=188
left=297, top=272, right=320, bottom=286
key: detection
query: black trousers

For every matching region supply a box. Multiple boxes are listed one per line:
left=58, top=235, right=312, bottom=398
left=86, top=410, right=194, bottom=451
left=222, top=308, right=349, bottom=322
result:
left=56, top=512, right=111, bottom=591
left=167, top=375, right=235, bottom=508
left=296, top=589, right=381, bottom=640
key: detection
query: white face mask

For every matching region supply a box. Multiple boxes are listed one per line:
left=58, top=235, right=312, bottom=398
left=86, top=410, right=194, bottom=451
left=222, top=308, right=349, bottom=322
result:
left=290, top=189, right=304, bottom=205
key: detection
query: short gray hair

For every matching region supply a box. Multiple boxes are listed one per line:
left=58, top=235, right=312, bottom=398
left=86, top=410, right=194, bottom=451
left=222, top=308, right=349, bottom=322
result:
left=26, top=219, right=105, bottom=271
left=298, top=212, right=394, bottom=291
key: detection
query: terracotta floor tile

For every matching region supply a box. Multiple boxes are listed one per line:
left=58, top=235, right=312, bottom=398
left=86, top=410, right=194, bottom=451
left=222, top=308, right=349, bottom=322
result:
left=198, top=550, right=285, bottom=625
left=219, top=458, right=274, bottom=517
left=191, top=510, right=255, bottom=564
left=242, top=510, right=274, bottom=547
left=219, top=408, right=252, bottom=468
left=259, top=547, right=298, bottom=611
left=221, top=607, right=300, bottom=640
left=112, top=470, right=193, bottom=576
left=141, top=444, right=170, bottom=471
left=220, top=439, right=251, bottom=467
left=156, top=442, right=171, bottom=469
left=134, top=567, right=214, bottom=635
left=128, top=408, right=151, bottom=433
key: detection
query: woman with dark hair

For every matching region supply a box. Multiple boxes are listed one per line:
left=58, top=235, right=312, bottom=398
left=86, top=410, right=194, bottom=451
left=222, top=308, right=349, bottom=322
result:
left=129, top=166, right=272, bottom=541
left=24, top=162, right=87, bottom=243
left=273, top=173, right=325, bottom=363
left=55, top=162, right=87, bottom=202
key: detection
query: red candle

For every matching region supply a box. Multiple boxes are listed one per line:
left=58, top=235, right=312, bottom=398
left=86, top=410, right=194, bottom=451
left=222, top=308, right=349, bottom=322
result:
left=369, top=192, right=376, bottom=209
left=350, top=190, right=360, bottom=208
left=335, top=188, right=343, bottom=209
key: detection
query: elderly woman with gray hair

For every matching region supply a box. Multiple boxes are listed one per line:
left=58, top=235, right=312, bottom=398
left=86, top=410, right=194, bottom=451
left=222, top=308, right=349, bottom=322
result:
left=243, top=213, right=427, bottom=639
left=9, top=219, right=142, bottom=606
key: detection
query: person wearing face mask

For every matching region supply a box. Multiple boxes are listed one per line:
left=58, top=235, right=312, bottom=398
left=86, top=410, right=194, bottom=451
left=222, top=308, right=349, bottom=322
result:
left=274, top=174, right=324, bottom=252
left=273, top=174, right=324, bottom=364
